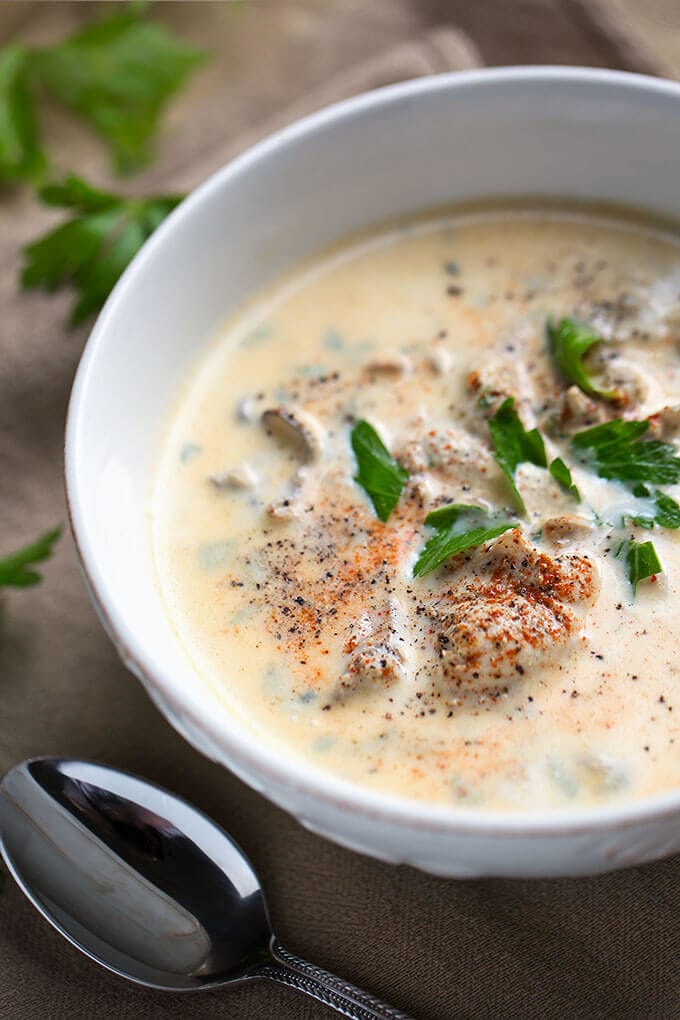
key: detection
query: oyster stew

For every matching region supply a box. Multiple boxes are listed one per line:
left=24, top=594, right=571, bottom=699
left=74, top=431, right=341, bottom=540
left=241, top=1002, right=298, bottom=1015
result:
left=153, top=207, right=680, bottom=810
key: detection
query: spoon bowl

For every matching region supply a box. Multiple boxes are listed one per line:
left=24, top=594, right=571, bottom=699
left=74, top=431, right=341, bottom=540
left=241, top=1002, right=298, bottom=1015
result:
left=0, top=758, right=269, bottom=989
left=0, top=758, right=411, bottom=1019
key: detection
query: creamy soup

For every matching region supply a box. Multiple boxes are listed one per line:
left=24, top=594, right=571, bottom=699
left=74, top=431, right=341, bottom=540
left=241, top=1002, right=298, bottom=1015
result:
left=153, top=206, right=680, bottom=811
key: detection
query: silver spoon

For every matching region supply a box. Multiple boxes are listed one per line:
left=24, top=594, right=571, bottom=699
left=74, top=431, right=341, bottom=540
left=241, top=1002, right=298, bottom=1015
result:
left=0, top=757, right=412, bottom=1020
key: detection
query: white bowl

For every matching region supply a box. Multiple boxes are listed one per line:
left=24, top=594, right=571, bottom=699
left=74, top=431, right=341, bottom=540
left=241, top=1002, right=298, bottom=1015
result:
left=66, top=67, right=680, bottom=878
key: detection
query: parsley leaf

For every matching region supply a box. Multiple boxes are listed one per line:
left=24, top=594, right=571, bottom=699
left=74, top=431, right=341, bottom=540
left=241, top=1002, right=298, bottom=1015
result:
left=549, top=457, right=580, bottom=501
left=0, top=43, right=45, bottom=184
left=650, top=491, right=680, bottom=528
left=413, top=503, right=515, bottom=577
left=33, top=12, right=205, bottom=173
left=488, top=397, right=547, bottom=514
left=628, top=490, right=680, bottom=530
left=547, top=317, right=616, bottom=400
left=351, top=420, right=408, bottom=522
left=572, top=418, right=680, bottom=486
left=618, top=539, right=662, bottom=593
left=0, top=527, right=61, bottom=588
left=21, top=174, right=182, bottom=324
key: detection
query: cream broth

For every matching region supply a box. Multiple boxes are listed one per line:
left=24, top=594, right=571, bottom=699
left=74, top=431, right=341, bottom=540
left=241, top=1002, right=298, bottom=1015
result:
left=153, top=207, right=680, bottom=811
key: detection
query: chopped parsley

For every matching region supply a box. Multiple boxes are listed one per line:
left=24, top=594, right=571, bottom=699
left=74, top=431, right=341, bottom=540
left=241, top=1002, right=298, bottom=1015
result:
left=21, top=175, right=182, bottom=324
left=350, top=420, right=408, bottom=522
left=0, top=528, right=61, bottom=588
left=572, top=418, right=680, bottom=486
left=488, top=397, right=547, bottom=514
left=627, top=489, right=680, bottom=530
left=618, top=539, right=662, bottom=593
left=549, top=457, right=580, bottom=501
left=413, top=504, right=515, bottom=577
left=547, top=317, right=616, bottom=400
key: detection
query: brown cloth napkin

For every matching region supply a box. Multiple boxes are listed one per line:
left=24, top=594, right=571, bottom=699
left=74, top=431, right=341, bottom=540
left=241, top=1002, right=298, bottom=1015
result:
left=3, top=2, right=680, bottom=1018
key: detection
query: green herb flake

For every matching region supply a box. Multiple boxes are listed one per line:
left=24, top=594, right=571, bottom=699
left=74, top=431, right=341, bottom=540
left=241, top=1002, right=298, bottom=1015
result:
left=350, top=420, right=408, bottom=522
left=549, top=457, right=580, bottom=501
left=488, top=397, right=547, bottom=514
left=21, top=174, right=182, bottom=324
left=629, top=490, right=680, bottom=530
left=33, top=12, right=206, bottom=174
left=618, top=539, right=662, bottom=593
left=0, top=42, right=45, bottom=184
left=650, top=492, right=680, bottom=528
left=413, top=503, right=515, bottom=577
left=0, top=527, right=61, bottom=588
left=547, top=317, right=617, bottom=400
left=323, top=328, right=344, bottom=351
left=179, top=442, right=201, bottom=464
left=572, top=418, right=680, bottom=486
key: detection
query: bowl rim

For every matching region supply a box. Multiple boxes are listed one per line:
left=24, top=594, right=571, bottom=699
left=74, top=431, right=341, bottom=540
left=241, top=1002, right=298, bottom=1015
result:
left=66, top=65, right=680, bottom=838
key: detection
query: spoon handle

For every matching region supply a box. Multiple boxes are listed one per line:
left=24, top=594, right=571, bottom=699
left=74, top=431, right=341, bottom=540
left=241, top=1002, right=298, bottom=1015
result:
left=258, top=938, right=414, bottom=1020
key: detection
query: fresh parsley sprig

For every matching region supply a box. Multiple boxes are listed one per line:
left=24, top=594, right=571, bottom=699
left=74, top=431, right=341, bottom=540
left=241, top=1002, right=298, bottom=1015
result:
left=617, top=539, right=662, bottom=593
left=0, top=43, right=45, bottom=184
left=0, top=11, right=206, bottom=184
left=547, top=317, right=617, bottom=400
left=413, top=504, right=515, bottom=577
left=21, top=174, right=182, bottom=324
left=32, top=13, right=205, bottom=175
left=488, top=397, right=547, bottom=513
left=572, top=419, right=680, bottom=486
left=350, top=420, right=408, bottom=522
left=0, top=527, right=61, bottom=588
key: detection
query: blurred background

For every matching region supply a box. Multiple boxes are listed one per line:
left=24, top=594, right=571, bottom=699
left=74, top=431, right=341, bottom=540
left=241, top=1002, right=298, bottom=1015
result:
left=2, top=0, right=680, bottom=199
left=4, top=0, right=680, bottom=80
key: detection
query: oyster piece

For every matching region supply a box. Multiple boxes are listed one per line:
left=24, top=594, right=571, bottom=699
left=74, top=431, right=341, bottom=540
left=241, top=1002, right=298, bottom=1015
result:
left=425, top=346, right=452, bottom=375
left=236, top=395, right=259, bottom=423
left=648, top=403, right=680, bottom=440
left=466, top=320, right=537, bottom=420
left=210, top=465, right=257, bottom=490
left=339, top=599, right=409, bottom=694
left=585, top=349, right=649, bottom=410
left=399, top=424, right=494, bottom=483
left=550, top=356, right=649, bottom=433
left=542, top=514, right=595, bottom=546
left=425, top=530, right=599, bottom=695
left=262, top=405, right=325, bottom=521
left=262, top=405, right=324, bottom=462
left=467, top=361, right=531, bottom=417
left=363, top=354, right=412, bottom=377
left=266, top=467, right=309, bottom=520
left=554, top=385, right=608, bottom=434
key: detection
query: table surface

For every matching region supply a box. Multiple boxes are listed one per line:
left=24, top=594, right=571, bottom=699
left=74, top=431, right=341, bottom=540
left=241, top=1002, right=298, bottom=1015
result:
left=4, top=2, right=680, bottom=1018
